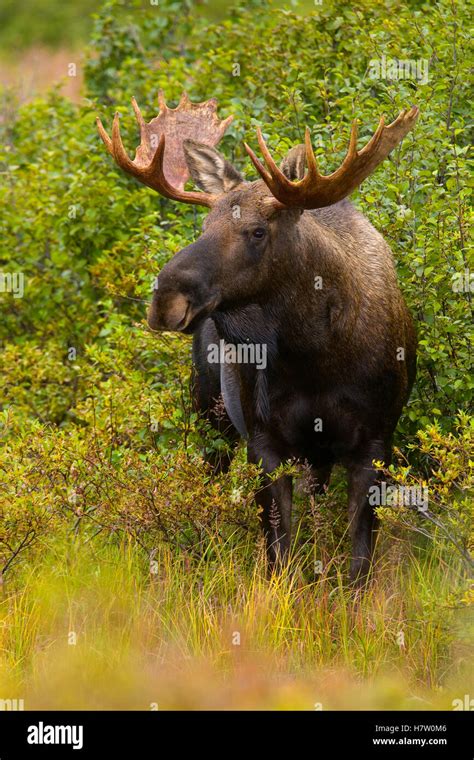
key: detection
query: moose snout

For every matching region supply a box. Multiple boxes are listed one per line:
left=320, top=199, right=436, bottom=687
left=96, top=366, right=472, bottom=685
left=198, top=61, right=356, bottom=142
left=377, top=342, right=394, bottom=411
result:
left=147, top=238, right=220, bottom=333
left=147, top=275, right=219, bottom=333
left=147, top=291, right=192, bottom=332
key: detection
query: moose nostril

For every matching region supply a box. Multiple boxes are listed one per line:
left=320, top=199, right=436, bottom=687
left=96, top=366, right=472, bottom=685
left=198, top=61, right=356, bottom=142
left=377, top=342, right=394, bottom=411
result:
left=165, top=293, right=191, bottom=330
left=148, top=292, right=191, bottom=332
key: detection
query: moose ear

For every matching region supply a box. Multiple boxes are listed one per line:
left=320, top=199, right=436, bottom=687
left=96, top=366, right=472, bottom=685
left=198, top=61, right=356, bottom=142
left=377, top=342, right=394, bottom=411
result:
left=280, top=144, right=306, bottom=180
left=183, top=140, right=244, bottom=194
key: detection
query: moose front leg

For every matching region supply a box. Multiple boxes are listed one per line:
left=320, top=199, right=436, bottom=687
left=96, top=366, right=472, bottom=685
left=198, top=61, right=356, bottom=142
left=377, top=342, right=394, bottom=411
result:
left=248, top=436, right=293, bottom=572
left=346, top=442, right=387, bottom=586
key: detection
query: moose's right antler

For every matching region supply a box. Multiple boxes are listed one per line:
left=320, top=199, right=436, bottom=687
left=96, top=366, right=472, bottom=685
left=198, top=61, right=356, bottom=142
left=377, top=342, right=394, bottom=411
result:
left=96, top=91, right=233, bottom=207
left=244, top=106, right=419, bottom=209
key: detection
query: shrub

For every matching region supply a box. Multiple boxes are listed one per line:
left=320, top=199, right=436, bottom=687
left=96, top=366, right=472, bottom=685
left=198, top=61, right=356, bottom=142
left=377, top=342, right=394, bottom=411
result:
left=0, top=0, right=471, bottom=572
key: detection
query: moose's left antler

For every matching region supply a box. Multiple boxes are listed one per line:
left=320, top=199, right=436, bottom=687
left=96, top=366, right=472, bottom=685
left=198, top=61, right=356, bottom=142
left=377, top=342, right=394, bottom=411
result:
left=244, top=106, right=419, bottom=209
left=96, top=91, right=233, bottom=207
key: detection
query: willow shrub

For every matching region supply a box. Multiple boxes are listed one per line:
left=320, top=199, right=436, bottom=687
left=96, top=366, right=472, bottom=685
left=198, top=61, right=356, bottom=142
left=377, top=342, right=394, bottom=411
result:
left=0, top=0, right=471, bottom=576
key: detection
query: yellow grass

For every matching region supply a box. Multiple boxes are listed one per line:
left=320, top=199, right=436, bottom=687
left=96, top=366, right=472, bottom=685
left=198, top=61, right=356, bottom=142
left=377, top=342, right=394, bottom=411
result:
left=0, top=532, right=471, bottom=710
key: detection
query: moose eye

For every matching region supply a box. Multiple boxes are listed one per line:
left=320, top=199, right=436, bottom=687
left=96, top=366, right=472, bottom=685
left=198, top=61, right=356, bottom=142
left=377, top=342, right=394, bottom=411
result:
left=252, top=227, right=266, bottom=240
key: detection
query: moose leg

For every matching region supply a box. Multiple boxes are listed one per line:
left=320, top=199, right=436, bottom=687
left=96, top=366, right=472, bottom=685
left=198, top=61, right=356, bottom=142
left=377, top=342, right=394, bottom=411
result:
left=347, top=442, right=387, bottom=586
left=248, top=436, right=292, bottom=572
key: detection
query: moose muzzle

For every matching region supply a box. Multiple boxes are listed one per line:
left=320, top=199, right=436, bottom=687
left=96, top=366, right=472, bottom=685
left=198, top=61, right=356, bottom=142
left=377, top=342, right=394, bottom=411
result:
left=147, top=239, right=219, bottom=333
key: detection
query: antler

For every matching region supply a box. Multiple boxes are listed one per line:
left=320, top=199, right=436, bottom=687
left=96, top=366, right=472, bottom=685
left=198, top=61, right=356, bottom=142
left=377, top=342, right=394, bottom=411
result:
left=244, top=106, right=419, bottom=209
left=96, top=91, right=233, bottom=207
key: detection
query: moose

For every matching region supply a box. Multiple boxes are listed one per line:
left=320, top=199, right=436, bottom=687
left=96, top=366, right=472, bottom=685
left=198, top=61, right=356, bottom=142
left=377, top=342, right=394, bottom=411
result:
left=97, top=92, right=418, bottom=585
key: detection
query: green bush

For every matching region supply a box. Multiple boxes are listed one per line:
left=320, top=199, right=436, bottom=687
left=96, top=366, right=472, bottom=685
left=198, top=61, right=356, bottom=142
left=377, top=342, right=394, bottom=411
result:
left=0, top=0, right=472, bottom=574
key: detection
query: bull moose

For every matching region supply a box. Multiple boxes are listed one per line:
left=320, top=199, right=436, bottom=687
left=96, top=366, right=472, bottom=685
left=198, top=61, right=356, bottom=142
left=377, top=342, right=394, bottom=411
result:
left=97, top=92, right=418, bottom=585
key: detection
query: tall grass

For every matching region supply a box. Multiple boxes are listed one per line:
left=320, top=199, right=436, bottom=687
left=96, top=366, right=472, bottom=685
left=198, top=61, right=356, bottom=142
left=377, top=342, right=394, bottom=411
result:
left=0, top=529, right=471, bottom=710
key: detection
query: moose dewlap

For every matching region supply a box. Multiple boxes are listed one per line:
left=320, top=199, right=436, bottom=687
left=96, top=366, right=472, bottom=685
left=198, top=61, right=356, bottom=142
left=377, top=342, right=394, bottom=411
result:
left=97, top=91, right=419, bottom=585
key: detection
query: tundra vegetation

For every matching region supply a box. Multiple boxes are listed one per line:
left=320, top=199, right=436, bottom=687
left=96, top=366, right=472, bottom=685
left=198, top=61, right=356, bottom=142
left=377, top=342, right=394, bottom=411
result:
left=0, top=0, right=472, bottom=709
